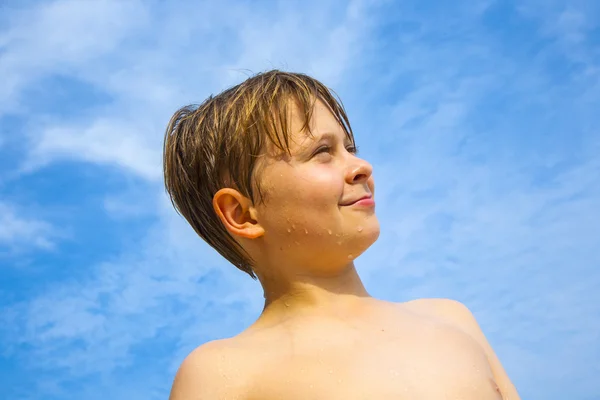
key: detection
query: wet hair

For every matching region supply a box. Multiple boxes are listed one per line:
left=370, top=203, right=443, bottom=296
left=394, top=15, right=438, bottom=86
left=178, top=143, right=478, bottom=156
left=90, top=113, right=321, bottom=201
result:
left=163, top=70, right=355, bottom=278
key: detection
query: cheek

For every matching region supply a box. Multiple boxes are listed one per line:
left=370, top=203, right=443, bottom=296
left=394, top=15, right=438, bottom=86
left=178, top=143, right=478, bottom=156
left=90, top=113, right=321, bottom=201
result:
left=257, top=165, right=344, bottom=232
left=302, top=167, right=343, bottom=199
left=264, top=186, right=339, bottom=233
left=273, top=168, right=341, bottom=204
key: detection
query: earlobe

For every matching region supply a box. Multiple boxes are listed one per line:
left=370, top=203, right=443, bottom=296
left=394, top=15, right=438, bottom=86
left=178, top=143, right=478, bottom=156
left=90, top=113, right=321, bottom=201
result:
left=213, top=188, right=265, bottom=239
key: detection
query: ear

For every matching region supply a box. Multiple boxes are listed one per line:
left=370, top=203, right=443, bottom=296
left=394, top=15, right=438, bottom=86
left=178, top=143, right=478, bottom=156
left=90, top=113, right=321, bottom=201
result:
left=213, top=188, right=265, bottom=239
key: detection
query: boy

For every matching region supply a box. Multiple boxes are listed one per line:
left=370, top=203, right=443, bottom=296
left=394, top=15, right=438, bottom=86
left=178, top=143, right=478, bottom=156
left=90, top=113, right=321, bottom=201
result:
left=164, top=70, right=520, bottom=399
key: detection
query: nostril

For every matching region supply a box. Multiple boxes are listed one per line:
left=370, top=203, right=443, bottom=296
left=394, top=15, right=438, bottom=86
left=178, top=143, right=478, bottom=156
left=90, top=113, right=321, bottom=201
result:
left=346, top=163, right=372, bottom=184
left=353, top=173, right=368, bottom=182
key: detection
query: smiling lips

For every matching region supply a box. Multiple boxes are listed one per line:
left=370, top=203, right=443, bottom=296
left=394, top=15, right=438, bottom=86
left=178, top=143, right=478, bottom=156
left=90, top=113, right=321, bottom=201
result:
left=340, top=194, right=375, bottom=207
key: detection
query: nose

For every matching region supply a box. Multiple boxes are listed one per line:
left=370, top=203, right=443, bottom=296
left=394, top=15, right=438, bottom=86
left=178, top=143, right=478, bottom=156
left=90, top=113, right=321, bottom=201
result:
left=345, top=157, right=373, bottom=185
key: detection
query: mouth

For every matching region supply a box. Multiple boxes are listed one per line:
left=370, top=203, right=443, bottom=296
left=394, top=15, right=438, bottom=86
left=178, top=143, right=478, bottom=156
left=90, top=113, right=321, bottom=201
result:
left=340, top=194, right=375, bottom=207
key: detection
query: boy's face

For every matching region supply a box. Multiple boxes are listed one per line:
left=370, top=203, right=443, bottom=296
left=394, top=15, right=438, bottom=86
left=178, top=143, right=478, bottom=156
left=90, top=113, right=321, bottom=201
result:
left=252, top=100, right=379, bottom=276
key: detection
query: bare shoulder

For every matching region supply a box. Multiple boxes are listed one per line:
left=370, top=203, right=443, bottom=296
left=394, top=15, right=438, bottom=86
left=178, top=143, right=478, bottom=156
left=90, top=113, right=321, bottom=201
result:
left=169, top=338, right=250, bottom=400
left=402, top=298, right=478, bottom=328
left=402, top=298, right=492, bottom=361
left=402, top=298, right=521, bottom=399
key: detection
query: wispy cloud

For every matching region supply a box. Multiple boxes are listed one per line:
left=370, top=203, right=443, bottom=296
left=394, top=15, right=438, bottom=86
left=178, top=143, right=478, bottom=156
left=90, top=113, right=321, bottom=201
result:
left=0, top=0, right=148, bottom=114
left=3, top=0, right=377, bottom=183
left=1, top=0, right=599, bottom=399
left=22, top=119, right=163, bottom=181
left=1, top=1, right=380, bottom=398
left=0, top=202, right=56, bottom=254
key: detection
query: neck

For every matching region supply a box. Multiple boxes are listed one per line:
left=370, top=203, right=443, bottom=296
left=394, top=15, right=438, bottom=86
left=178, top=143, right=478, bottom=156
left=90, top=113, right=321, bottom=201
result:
left=257, top=263, right=371, bottom=320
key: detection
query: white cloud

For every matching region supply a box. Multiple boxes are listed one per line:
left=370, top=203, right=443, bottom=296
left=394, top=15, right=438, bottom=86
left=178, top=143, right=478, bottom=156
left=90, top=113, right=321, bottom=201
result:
left=4, top=189, right=262, bottom=393
left=2, top=0, right=378, bottom=182
left=23, top=118, right=163, bottom=181
left=0, top=202, right=56, bottom=253
left=1, top=1, right=599, bottom=399
left=0, top=0, right=148, bottom=114
left=517, top=0, right=600, bottom=79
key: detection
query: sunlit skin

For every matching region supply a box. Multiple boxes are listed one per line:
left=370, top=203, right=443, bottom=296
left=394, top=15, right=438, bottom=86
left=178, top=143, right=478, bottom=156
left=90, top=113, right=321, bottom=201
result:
left=169, top=101, right=521, bottom=400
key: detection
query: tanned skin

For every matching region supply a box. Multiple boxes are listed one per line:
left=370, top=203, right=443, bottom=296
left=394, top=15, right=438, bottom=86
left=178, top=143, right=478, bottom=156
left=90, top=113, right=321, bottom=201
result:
left=169, top=101, right=520, bottom=400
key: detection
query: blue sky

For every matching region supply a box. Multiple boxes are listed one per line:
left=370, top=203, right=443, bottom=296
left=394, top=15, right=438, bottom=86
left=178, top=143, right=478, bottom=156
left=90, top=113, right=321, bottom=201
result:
left=1, top=0, right=599, bottom=398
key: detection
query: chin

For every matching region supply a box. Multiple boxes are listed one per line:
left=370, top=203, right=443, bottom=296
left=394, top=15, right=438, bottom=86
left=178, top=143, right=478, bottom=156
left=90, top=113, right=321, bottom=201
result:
left=364, top=228, right=381, bottom=248
left=361, top=217, right=381, bottom=239
left=349, top=224, right=380, bottom=256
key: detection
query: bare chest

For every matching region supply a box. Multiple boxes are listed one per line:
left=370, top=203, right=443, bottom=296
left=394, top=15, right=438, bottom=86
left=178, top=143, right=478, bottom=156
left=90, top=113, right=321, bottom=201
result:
left=246, top=323, right=502, bottom=400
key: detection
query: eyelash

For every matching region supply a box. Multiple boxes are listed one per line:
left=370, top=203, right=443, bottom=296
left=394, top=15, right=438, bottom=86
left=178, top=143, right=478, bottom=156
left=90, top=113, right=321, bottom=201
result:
left=314, top=145, right=359, bottom=156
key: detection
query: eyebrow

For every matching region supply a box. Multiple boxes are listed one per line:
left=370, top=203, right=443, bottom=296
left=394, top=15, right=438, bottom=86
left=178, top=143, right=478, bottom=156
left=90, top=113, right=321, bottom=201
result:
left=312, top=132, right=352, bottom=146
left=294, top=131, right=353, bottom=157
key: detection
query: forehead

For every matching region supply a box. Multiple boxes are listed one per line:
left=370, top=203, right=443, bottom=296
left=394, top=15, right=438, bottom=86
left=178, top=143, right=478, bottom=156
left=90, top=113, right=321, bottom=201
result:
left=258, top=97, right=354, bottom=166
left=251, top=98, right=352, bottom=192
left=288, top=99, right=350, bottom=147
left=295, top=100, right=343, bottom=131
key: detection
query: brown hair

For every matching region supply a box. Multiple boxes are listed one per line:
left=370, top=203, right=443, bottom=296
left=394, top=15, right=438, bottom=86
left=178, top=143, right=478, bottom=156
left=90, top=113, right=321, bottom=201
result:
left=163, top=70, right=355, bottom=278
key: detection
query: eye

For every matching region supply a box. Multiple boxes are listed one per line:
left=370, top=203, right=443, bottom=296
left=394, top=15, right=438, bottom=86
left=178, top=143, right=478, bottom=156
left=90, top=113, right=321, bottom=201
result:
left=346, top=145, right=359, bottom=154
left=313, top=145, right=332, bottom=156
